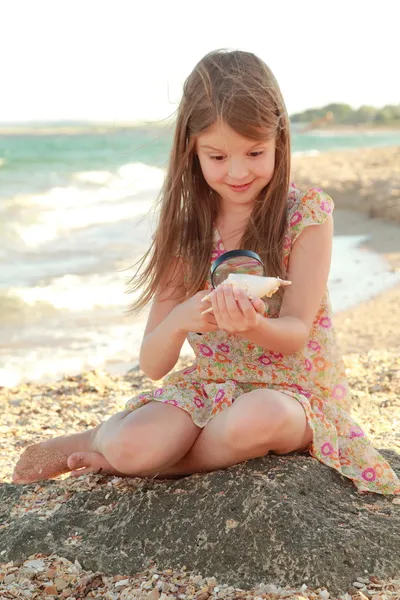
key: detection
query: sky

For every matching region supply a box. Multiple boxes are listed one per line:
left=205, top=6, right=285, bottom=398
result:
left=1, top=0, right=399, bottom=124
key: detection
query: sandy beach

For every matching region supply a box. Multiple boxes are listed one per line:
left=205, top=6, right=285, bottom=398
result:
left=1, top=145, right=400, bottom=599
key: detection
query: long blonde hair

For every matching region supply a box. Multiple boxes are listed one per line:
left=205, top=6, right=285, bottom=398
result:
left=128, top=49, right=291, bottom=314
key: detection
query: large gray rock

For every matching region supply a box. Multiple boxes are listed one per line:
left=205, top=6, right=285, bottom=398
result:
left=1, top=452, right=400, bottom=595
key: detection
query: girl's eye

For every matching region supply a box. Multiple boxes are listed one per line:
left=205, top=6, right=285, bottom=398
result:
left=210, top=151, right=264, bottom=161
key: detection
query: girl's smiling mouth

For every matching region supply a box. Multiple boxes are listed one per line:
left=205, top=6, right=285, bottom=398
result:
left=227, top=181, right=254, bottom=192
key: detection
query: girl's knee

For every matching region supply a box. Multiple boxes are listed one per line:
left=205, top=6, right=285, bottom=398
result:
left=101, top=426, right=144, bottom=474
left=224, top=392, right=293, bottom=452
left=102, top=404, right=200, bottom=475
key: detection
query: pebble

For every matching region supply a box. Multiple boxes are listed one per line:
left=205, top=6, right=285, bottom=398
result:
left=44, top=585, right=58, bottom=596
left=115, top=578, right=130, bottom=587
left=55, top=577, right=68, bottom=591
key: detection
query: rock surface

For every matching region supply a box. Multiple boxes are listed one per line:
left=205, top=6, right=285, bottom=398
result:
left=1, top=452, right=400, bottom=595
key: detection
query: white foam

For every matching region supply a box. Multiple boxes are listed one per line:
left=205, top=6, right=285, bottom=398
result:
left=329, top=234, right=400, bottom=312
left=11, top=162, right=165, bottom=247
left=292, top=149, right=320, bottom=158
left=73, top=170, right=114, bottom=185
left=8, top=272, right=140, bottom=310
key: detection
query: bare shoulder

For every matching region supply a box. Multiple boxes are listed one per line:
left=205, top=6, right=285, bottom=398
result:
left=143, top=257, right=186, bottom=336
left=279, top=213, right=333, bottom=330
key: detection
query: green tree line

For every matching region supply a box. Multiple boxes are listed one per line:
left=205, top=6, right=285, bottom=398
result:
left=290, top=103, right=400, bottom=125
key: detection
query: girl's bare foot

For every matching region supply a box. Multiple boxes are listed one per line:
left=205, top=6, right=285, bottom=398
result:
left=67, top=451, right=124, bottom=477
left=12, top=428, right=98, bottom=484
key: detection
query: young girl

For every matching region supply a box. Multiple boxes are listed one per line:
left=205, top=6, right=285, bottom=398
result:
left=13, top=49, right=399, bottom=496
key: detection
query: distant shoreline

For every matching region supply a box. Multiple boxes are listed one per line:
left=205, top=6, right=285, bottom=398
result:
left=1, top=122, right=400, bottom=136
left=0, top=121, right=175, bottom=136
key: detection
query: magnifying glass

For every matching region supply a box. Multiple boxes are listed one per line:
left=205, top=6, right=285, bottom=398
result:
left=210, top=249, right=266, bottom=287
left=196, top=250, right=266, bottom=334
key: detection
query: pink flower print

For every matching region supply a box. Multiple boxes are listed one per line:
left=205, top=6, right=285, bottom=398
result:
left=332, top=384, right=347, bottom=400
left=307, top=340, right=321, bottom=352
left=314, top=187, right=323, bottom=192
left=183, top=365, right=197, bottom=375
left=194, top=396, right=205, bottom=408
left=319, top=316, right=332, bottom=329
left=284, top=235, right=292, bottom=250
left=201, top=383, right=209, bottom=398
left=211, top=240, right=224, bottom=261
left=289, top=383, right=303, bottom=393
left=305, top=359, right=312, bottom=372
left=362, top=467, right=376, bottom=482
left=258, top=354, right=272, bottom=366
left=288, top=183, right=297, bottom=200
left=320, top=200, right=332, bottom=214
left=214, top=389, right=225, bottom=404
left=154, top=388, right=164, bottom=398
left=269, top=351, right=283, bottom=360
left=199, top=344, right=213, bottom=357
left=290, top=211, right=302, bottom=227
left=217, top=343, right=230, bottom=353
left=321, top=442, right=334, bottom=456
left=349, top=425, right=365, bottom=439
left=164, top=399, right=178, bottom=406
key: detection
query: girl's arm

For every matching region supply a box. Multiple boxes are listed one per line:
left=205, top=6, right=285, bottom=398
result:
left=240, top=214, right=334, bottom=354
left=139, top=258, right=188, bottom=380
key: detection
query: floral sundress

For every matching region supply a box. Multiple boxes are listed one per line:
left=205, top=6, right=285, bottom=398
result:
left=126, top=185, right=400, bottom=496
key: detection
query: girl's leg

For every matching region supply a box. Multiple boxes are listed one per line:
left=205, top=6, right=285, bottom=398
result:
left=156, top=389, right=313, bottom=478
left=13, top=403, right=201, bottom=484
left=12, top=426, right=101, bottom=484
left=70, top=402, right=201, bottom=478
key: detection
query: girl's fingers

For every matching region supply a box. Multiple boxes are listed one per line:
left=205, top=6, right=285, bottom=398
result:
left=212, top=285, right=230, bottom=329
left=235, top=290, right=254, bottom=316
left=206, top=285, right=262, bottom=329
left=222, top=284, right=242, bottom=320
left=252, top=297, right=266, bottom=315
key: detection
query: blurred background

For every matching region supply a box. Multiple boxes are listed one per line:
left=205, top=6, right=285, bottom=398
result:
left=1, top=0, right=400, bottom=387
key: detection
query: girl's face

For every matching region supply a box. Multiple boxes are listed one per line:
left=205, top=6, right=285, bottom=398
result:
left=195, top=120, right=276, bottom=209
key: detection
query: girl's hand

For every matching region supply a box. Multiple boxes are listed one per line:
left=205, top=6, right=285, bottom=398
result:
left=209, top=284, right=265, bottom=333
left=172, top=290, right=218, bottom=334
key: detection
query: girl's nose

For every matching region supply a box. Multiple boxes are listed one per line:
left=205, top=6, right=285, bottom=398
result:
left=228, top=158, right=249, bottom=180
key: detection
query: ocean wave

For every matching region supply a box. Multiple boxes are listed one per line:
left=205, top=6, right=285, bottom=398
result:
left=6, top=272, right=141, bottom=311
left=292, top=149, right=320, bottom=157
left=8, top=162, right=164, bottom=247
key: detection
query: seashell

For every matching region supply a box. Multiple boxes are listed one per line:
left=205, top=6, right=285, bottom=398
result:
left=201, top=274, right=291, bottom=314
left=223, top=273, right=291, bottom=298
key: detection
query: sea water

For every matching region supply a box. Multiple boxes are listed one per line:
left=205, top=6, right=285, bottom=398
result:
left=1, top=123, right=400, bottom=386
